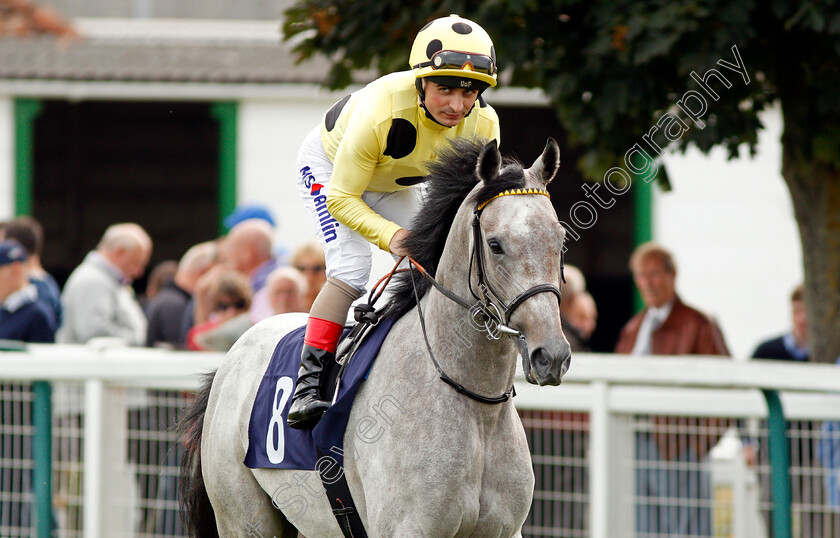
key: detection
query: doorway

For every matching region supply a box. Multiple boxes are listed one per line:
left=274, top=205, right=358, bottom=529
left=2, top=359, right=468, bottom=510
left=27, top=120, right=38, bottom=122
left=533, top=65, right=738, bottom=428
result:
left=29, top=100, right=223, bottom=290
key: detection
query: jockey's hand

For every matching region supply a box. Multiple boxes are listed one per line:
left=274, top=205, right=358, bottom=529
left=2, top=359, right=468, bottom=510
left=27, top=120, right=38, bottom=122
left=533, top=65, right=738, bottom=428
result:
left=389, top=228, right=411, bottom=256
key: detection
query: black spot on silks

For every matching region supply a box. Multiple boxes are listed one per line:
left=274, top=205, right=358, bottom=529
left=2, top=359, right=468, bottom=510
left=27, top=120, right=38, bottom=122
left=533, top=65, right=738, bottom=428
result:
left=324, top=94, right=351, bottom=132
left=384, top=119, right=417, bottom=159
left=451, top=22, right=473, bottom=35
left=395, top=176, right=427, bottom=186
left=426, top=39, right=443, bottom=59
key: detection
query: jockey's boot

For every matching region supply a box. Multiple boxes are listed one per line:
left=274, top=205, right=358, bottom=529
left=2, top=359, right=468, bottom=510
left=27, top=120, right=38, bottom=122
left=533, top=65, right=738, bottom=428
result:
left=287, top=344, right=333, bottom=429
left=288, top=316, right=344, bottom=429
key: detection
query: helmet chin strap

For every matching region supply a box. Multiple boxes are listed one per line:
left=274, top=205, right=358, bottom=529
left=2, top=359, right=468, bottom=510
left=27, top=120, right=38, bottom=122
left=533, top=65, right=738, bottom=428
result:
left=415, top=77, right=426, bottom=101
left=415, top=78, right=481, bottom=127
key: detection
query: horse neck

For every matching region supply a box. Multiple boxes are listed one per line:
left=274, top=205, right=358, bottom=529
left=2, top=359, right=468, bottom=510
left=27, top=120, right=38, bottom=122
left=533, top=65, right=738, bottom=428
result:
left=421, top=210, right=519, bottom=400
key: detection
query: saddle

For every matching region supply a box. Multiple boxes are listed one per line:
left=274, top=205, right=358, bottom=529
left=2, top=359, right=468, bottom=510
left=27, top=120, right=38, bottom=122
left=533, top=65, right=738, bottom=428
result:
left=244, top=305, right=394, bottom=466
left=245, top=267, right=400, bottom=538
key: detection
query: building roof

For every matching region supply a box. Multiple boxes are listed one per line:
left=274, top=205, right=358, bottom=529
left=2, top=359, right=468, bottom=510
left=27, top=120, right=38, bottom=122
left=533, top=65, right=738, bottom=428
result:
left=0, top=8, right=372, bottom=85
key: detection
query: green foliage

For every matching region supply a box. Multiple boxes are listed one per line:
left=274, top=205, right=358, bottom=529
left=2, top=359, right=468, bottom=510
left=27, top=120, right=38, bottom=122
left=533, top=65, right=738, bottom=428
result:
left=283, top=0, right=840, bottom=182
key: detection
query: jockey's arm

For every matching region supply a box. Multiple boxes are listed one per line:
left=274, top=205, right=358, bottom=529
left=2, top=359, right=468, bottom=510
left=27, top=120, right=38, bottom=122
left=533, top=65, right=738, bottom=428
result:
left=388, top=228, right=411, bottom=257
left=325, top=115, right=404, bottom=254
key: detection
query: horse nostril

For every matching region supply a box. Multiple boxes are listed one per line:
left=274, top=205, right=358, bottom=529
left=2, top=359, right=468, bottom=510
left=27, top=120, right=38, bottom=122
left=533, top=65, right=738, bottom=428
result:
left=530, top=348, right=551, bottom=373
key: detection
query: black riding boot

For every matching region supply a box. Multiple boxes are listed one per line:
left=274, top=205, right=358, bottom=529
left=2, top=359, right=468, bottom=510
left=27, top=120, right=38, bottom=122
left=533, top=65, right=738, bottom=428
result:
left=287, top=345, right=333, bottom=429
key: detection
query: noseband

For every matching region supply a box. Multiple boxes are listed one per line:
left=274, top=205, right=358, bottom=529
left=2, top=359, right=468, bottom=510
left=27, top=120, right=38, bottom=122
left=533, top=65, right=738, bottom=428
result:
left=408, top=187, right=565, bottom=404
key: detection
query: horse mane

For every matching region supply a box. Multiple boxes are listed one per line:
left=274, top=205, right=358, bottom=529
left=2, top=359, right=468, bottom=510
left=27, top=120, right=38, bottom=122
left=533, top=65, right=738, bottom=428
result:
left=379, top=137, right=527, bottom=319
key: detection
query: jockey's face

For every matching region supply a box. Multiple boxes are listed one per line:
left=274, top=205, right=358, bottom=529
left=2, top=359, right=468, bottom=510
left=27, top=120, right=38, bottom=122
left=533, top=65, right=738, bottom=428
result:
left=423, top=80, right=479, bottom=127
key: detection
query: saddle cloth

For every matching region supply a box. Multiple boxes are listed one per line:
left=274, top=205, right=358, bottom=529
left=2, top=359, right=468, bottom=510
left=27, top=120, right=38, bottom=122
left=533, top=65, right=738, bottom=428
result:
left=243, top=316, right=397, bottom=470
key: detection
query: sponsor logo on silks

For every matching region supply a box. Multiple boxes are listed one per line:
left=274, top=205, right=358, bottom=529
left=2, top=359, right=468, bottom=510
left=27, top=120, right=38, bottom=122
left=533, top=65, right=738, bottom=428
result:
left=301, top=166, right=339, bottom=243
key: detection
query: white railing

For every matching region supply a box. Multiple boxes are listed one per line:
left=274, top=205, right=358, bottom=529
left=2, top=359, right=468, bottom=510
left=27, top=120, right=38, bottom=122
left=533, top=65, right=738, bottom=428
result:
left=2, top=344, right=223, bottom=538
left=515, top=356, right=840, bottom=538
left=3, top=345, right=840, bottom=538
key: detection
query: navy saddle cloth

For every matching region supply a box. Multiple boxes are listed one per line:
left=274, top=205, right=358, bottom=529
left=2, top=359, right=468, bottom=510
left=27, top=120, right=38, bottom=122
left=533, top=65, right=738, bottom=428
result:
left=244, top=316, right=396, bottom=470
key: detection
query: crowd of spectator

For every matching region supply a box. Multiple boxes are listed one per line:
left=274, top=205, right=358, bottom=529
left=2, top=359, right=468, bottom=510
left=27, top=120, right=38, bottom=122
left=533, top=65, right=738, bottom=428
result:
left=0, top=208, right=328, bottom=534
left=0, top=207, right=326, bottom=353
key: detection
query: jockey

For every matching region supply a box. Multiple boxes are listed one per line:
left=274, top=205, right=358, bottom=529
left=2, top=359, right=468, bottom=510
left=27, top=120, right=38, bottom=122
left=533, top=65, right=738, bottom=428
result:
left=288, top=14, right=501, bottom=429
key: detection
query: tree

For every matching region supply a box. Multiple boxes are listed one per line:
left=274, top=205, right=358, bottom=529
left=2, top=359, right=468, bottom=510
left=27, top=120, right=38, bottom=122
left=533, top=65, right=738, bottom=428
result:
left=284, top=0, right=840, bottom=363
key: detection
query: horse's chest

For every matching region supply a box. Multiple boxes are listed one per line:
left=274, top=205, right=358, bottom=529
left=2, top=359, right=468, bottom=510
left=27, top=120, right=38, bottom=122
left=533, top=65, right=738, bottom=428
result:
left=432, top=422, right=535, bottom=535
left=349, top=409, right=534, bottom=536
left=474, top=436, right=535, bottom=534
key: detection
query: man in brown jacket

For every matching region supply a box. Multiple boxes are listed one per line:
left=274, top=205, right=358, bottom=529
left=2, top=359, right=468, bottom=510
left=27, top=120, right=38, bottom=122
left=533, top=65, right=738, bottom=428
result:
left=616, top=241, right=729, bottom=536
left=615, top=242, right=728, bottom=356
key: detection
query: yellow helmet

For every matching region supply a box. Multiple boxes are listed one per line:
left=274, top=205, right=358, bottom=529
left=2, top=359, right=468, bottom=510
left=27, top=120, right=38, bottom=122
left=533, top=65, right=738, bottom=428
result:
left=409, top=15, right=497, bottom=89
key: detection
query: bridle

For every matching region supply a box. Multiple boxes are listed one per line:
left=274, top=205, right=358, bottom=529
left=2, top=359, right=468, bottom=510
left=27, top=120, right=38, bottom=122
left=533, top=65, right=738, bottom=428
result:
left=406, top=187, right=565, bottom=404
left=470, top=188, right=565, bottom=337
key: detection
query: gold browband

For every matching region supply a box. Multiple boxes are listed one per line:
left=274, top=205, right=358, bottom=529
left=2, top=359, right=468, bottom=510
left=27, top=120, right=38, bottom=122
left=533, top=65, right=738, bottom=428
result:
left=476, top=188, right=551, bottom=212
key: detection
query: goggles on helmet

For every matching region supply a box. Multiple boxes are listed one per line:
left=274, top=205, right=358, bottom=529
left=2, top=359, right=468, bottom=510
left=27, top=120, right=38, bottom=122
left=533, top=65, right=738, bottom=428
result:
left=414, top=50, right=497, bottom=77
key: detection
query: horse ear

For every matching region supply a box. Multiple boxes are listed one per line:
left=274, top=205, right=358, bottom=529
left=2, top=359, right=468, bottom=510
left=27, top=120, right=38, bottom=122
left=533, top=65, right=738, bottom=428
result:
left=528, top=138, right=561, bottom=186
left=476, top=139, right=501, bottom=183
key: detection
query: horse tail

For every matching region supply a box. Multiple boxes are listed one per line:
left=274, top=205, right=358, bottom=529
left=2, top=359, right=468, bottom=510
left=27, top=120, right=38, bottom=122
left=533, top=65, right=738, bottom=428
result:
left=178, top=371, right=220, bottom=538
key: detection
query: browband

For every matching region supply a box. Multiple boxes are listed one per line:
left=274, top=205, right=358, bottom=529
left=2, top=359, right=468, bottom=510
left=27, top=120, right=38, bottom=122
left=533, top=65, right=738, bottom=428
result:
left=476, top=188, right=550, bottom=212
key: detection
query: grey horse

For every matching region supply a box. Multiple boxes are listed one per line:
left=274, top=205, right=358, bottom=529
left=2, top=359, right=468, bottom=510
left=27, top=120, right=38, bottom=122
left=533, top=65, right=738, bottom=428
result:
left=180, top=137, right=572, bottom=537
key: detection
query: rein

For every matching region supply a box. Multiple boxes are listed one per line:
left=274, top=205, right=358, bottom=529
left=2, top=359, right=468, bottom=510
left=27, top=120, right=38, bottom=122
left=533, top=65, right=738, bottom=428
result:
left=358, top=260, right=511, bottom=404
left=407, top=260, right=515, bottom=404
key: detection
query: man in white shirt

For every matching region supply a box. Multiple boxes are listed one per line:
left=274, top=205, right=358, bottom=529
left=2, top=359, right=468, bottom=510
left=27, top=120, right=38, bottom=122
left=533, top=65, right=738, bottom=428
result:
left=615, top=242, right=729, bottom=537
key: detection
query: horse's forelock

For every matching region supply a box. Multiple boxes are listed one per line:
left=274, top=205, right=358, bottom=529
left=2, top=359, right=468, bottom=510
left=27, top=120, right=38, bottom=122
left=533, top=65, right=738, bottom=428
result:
left=469, top=161, right=528, bottom=208
left=380, top=138, right=528, bottom=319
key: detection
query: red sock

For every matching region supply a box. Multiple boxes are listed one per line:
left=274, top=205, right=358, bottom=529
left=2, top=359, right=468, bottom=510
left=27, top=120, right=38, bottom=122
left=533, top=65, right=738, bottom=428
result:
left=303, top=317, right=344, bottom=353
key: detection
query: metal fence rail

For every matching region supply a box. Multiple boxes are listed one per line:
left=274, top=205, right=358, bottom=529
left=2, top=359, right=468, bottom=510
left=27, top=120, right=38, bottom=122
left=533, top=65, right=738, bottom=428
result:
left=2, top=345, right=840, bottom=537
left=1, top=382, right=35, bottom=537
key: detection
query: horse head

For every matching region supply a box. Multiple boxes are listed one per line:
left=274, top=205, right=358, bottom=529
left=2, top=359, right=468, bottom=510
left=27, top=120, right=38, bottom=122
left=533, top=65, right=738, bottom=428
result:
left=381, top=137, right=573, bottom=391
left=470, top=138, right=572, bottom=385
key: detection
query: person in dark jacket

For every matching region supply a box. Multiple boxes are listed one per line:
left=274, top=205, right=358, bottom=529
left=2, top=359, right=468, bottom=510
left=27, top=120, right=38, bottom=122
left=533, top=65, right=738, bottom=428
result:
left=0, top=239, right=56, bottom=343
left=752, top=283, right=808, bottom=362
left=752, top=284, right=828, bottom=538
left=0, top=240, right=58, bottom=538
left=146, top=241, right=217, bottom=348
left=0, top=217, right=62, bottom=328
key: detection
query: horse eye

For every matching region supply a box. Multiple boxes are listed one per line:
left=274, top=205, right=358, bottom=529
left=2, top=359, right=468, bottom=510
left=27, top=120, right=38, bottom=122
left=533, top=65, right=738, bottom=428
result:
left=487, top=239, right=504, bottom=254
